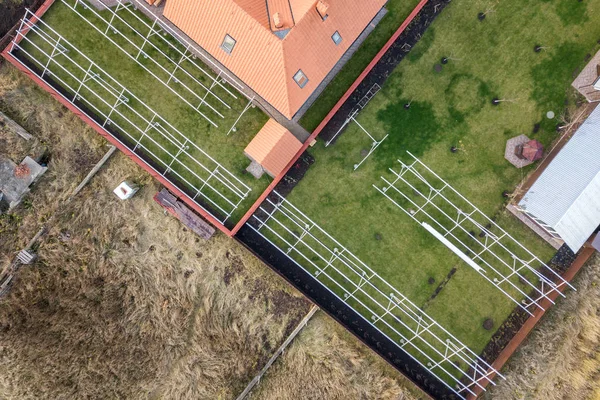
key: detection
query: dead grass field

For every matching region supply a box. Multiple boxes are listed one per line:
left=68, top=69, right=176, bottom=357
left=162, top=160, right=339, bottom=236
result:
left=249, top=311, right=426, bottom=400
left=0, top=60, right=425, bottom=400
left=0, top=60, right=311, bottom=399
left=485, top=254, right=600, bottom=400
left=3, top=6, right=600, bottom=396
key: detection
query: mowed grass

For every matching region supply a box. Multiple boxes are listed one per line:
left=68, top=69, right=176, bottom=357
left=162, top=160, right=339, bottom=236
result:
left=281, top=0, right=600, bottom=355
left=16, top=0, right=270, bottom=225
left=299, top=0, right=422, bottom=131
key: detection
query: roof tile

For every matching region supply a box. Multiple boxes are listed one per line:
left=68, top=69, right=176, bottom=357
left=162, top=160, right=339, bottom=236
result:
left=164, top=0, right=386, bottom=118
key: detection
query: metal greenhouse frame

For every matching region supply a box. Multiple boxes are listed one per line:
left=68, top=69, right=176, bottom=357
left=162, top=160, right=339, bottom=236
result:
left=63, top=0, right=242, bottom=127
left=10, top=12, right=251, bottom=223
left=325, top=85, right=387, bottom=171
left=373, top=152, right=575, bottom=316
left=249, top=191, right=503, bottom=399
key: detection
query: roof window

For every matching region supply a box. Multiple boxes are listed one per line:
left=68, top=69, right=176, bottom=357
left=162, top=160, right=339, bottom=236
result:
left=332, top=31, right=342, bottom=45
left=293, top=70, right=309, bottom=88
left=221, top=34, right=236, bottom=54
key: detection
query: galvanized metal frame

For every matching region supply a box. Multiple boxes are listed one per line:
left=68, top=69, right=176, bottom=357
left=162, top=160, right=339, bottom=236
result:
left=127, top=0, right=247, bottom=94
left=373, top=152, right=575, bottom=316
left=11, top=12, right=251, bottom=223
left=112, top=0, right=258, bottom=138
left=63, top=0, right=237, bottom=127
left=249, top=191, right=503, bottom=399
left=326, top=109, right=388, bottom=170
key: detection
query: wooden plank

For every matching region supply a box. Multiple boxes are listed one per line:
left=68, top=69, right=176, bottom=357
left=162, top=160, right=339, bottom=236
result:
left=0, top=111, right=33, bottom=140
left=154, top=188, right=216, bottom=240
left=69, top=145, right=117, bottom=199
left=236, top=305, right=319, bottom=400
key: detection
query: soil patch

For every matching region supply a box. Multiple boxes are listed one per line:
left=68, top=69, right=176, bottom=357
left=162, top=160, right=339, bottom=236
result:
left=0, top=0, right=43, bottom=45
left=423, top=267, right=457, bottom=308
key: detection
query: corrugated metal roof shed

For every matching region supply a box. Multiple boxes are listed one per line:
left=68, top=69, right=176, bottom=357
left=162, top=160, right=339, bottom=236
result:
left=519, top=104, right=600, bottom=252
left=245, top=119, right=302, bottom=177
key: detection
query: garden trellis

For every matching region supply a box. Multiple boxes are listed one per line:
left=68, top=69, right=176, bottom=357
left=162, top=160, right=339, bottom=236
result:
left=373, top=152, right=575, bottom=316
left=249, top=191, right=502, bottom=399
left=10, top=11, right=251, bottom=223
left=63, top=0, right=256, bottom=129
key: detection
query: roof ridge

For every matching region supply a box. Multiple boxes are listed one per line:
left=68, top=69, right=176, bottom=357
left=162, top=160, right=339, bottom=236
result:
left=277, top=39, right=293, bottom=118
left=231, top=0, right=273, bottom=32
left=554, top=167, right=600, bottom=230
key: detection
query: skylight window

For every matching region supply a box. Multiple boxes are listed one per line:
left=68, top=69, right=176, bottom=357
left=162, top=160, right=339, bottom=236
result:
left=293, top=70, right=309, bottom=88
left=332, top=31, right=342, bottom=45
left=221, top=34, right=236, bottom=54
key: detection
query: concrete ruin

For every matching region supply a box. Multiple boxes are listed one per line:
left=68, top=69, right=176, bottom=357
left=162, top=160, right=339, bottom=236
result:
left=0, top=156, right=47, bottom=212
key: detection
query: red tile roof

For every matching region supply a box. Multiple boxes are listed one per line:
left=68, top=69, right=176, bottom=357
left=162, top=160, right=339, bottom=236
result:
left=244, top=119, right=303, bottom=176
left=164, top=0, right=387, bottom=118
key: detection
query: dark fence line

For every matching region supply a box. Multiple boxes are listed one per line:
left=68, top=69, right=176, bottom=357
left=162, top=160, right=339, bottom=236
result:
left=235, top=224, right=456, bottom=399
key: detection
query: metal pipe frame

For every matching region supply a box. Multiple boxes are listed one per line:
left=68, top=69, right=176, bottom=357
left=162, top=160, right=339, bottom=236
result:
left=248, top=191, right=503, bottom=399
left=227, top=97, right=255, bottom=136
left=373, top=152, right=575, bottom=316
left=127, top=0, right=247, bottom=96
left=325, top=109, right=388, bottom=170
left=351, top=116, right=388, bottom=170
left=106, top=0, right=236, bottom=103
left=64, top=0, right=229, bottom=126
left=325, top=108, right=357, bottom=147
left=83, top=0, right=236, bottom=107
left=12, top=13, right=251, bottom=223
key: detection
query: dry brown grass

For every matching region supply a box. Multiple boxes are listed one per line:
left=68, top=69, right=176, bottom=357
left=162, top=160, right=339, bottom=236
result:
left=0, top=60, right=308, bottom=399
left=486, top=254, right=600, bottom=400
left=250, top=312, right=427, bottom=400
left=0, top=61, right=106, bottom=256
left=0, top=152, right=311, bottom=399
left=0, top=60, right=423, bottom=400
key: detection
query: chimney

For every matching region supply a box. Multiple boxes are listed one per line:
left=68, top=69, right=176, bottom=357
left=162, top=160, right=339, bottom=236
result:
left=273, top=12, right=283, bottom=28
left=316, top=0, right=329, bottom=19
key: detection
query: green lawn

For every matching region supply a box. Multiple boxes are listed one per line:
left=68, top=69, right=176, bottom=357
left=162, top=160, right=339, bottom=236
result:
left=265, top=0, right=600, bottom=361
left=15, top=0, right=270, bottom=226
left=299, top=0, right=422, bottom=132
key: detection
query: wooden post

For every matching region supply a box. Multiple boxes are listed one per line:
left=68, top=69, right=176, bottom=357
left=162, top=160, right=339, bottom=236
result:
left=69, top=145, right=117, bottom=199
left=236, top=305, right=319, bottom=400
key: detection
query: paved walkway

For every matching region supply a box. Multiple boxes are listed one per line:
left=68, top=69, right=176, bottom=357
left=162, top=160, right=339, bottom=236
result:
left=504, top=134, right=533, bottom=168
left=87, top=0, right=119, bottom=10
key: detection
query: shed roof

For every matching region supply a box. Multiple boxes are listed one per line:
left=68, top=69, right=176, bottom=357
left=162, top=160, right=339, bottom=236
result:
left=163, top=0, right=387, bottom=118
left=245, top=119, right=302, bottom=176
left=518, top=104, right=600, bottom=252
